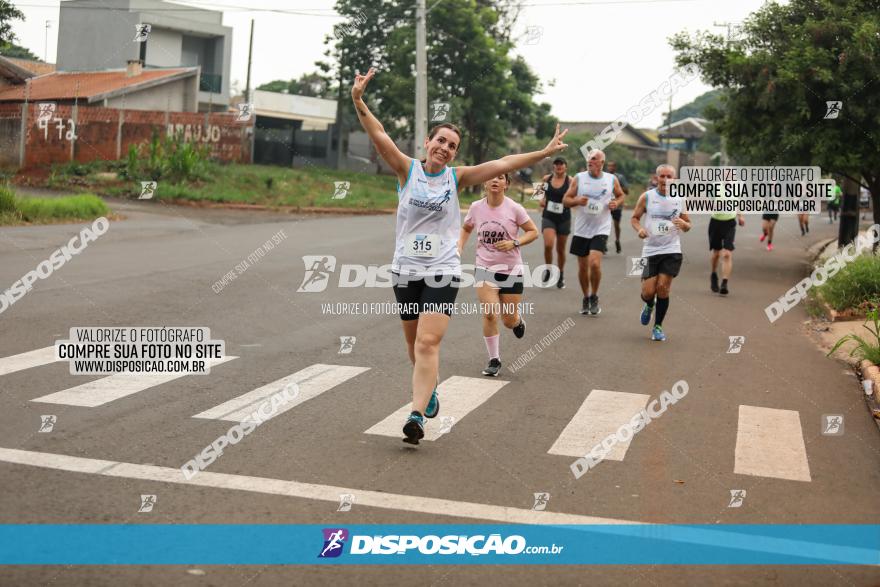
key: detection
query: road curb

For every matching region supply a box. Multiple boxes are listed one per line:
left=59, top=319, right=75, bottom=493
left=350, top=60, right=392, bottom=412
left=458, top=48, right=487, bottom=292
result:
left=858, top=359, right=880, bottom=430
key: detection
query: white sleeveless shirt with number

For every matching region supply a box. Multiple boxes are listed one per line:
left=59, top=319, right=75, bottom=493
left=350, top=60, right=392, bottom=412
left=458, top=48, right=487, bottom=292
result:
left=573, top=171, right=615, bottom=238
left=642, top=188, right=683, bottom=257
left=393, top=160, right=462, bottom=277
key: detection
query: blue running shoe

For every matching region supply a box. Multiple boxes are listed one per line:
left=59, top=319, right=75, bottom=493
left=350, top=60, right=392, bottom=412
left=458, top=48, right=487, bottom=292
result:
left=402, top=411, right=425, bottom=444
left=425, top=384, right=440, bottom=419
left=640, top=303, right=653, bottom=326
left=652, top=325, right=667, bottom=342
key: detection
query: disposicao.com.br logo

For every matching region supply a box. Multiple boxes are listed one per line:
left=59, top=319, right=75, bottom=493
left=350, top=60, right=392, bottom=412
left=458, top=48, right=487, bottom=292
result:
left=297, top=255, right=559, bottom=292
left=317, top=528, right=563, bottom=558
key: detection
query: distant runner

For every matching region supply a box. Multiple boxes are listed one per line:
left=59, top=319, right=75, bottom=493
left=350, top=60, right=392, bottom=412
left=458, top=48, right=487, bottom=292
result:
left=606, top=160, right=629, bottom=254
left=708, top=206, right=744, bottom=296
left=760, top=214, right=778, bottom=251
left=828, top=183, right=841, bottom=223
left=798, top=212, right=810, bottom=236
left=562, top=149, right=626, bottom=315
left=538, top=157, right=573, bottom=288
left=631, top=164, right=692, bottom=341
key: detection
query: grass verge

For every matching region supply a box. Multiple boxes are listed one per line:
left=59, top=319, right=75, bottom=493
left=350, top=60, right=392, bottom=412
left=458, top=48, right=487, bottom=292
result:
left=0, top=185, right=109, bottom=225
left=815, top=254, right=880, bottom=312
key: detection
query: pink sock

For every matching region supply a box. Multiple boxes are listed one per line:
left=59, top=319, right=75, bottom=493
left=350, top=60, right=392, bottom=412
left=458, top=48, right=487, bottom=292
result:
left=484, top=334, right=500, bottom=360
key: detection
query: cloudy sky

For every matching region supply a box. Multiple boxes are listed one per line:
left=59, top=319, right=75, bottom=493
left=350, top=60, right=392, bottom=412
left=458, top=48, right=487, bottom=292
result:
left=11, top=0, right=768, bottom=128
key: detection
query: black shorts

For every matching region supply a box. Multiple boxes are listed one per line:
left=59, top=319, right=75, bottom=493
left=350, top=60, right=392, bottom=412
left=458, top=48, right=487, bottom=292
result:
left=642, top=253, right=683, bottom=279
left=570, top=234, right=608, bottom=256
left=541, top=216, right=571, bottom=236
left=392, top=273, right=460, bottom=321
left=611, top=208, right=622, bottom=221
left=762, top=214, right=779, bottom=221
left=708, top=218, right=736, bottom=251
left=475, top=268, right=524, bottom=295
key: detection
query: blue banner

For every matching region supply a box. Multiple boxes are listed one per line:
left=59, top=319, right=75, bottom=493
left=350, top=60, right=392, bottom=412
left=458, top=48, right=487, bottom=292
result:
left=1, top=525, right=878, bottom=565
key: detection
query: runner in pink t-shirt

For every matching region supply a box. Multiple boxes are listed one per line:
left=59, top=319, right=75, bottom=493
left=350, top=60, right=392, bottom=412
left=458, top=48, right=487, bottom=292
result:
left=458, top=174, right=539, bottom=376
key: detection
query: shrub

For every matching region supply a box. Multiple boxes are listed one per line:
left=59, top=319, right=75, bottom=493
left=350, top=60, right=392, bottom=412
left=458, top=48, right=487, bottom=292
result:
left=0, top=184, right=16, bottom=213
left=816, top=254, right=880, bottom=311
left=828, top=308, right=880, bottom=364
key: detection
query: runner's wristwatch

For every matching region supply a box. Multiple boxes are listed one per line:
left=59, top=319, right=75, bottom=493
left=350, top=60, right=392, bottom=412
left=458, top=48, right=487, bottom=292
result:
left=513, top=239, right=521, bottom=248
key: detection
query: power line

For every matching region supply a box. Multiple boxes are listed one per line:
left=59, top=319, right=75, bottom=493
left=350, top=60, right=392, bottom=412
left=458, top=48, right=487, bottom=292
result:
left=16, top=0, right=701, bottom=13
left=14, top=3, right=345, bottom=16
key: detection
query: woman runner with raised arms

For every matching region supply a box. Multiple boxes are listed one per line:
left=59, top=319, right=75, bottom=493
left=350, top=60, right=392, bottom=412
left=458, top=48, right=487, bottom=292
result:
left=352, top=67, right=568, bottom=444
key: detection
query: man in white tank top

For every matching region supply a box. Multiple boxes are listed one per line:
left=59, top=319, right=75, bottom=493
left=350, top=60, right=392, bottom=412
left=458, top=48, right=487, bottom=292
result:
left=631, top=164, right=692, bottom=341
left=562, top=149, right=626, bottom=316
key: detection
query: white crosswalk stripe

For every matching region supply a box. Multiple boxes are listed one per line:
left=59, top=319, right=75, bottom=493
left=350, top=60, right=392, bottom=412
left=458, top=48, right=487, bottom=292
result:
left=30, top=356, right=239, bottom=407
left=0, top=346, right=60, bottom=376
left=365, top=376, right=508, bottom=441
left=193, top=364, right=369, bottom=423
left=734, top=405, right=812, bottom=482
left=548, top=389, right=650, bottom=460
left=0, top=345, right=817, bottom=485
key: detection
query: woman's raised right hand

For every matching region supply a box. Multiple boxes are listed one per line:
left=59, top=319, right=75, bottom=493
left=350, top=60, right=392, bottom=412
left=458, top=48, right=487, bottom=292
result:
left=352, top=67, right=377, bottom=101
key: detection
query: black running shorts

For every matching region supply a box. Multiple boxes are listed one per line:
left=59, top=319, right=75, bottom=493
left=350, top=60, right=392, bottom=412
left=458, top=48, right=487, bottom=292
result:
left=708, top=218, right=736, bottom=251
left=570, top=234, right=608, bottom=256
left=641, top=253, right=683, bottom=279
left=474, top=268, right=524, bottom=295
left=541, top=216, right=571, bottom=236
left=392, top=273, right=460, bottom=321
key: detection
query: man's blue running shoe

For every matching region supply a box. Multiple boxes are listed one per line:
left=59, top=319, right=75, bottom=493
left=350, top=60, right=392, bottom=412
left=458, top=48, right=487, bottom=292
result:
left=402, top=411, right=425, bottom=444
left=640, top=304, right=653, bottom=326
left=652, top=325, right=667, bottom=341
left=425, top=385, right=439, bottom=419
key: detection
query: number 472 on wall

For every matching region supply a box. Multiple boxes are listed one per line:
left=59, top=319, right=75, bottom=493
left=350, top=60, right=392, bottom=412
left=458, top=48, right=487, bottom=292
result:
left=38, top=117, right=77, bottom=141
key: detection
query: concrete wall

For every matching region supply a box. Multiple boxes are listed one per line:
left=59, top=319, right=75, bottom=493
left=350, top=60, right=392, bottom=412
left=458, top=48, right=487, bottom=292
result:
left=1, top=103, right=252, bottom=168
left=144, top=28, right=183, bottom=67
left=0, top=104, right=22, bottom=168
left=57, top=2, right=140, bottom=71
left=104, top=77, right=198, bottom=112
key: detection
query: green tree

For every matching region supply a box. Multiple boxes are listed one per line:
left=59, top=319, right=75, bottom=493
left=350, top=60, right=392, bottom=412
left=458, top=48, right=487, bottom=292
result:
left=0, top=0, right=25, bottom=48
left=671, top=0, right=880, bottom=222
left=257, top=72, right=332, bottom=98
left=669, top=89, right=722, bottom=121
left=0, top=41, right=39, bottom=60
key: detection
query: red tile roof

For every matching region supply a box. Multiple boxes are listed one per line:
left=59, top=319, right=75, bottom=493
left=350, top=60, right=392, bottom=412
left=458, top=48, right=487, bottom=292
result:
left=5, top=57, right=55, bottom=75
left=0, top=68, right=196, bottom=102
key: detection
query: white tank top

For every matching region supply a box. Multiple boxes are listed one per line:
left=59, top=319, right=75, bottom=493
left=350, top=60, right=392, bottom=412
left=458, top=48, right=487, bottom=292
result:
left=393, top=160, right=462, bottom=277
left=573, top=171, right=615, bottom=238
left=641, top=188, right=683, bottom=257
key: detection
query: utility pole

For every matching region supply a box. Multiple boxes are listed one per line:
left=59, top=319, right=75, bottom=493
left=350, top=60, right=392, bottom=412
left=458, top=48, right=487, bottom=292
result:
left=335, top=45, right=346, bottom=169
left=245, top=19, right=255, bottom=164
left=414, top=0, right=427, bottom=159
left=713, top=21, right=742, bottom=42
left=245, top=19, right=255, bottom=105
left=44, top=21, right=52, bottom=62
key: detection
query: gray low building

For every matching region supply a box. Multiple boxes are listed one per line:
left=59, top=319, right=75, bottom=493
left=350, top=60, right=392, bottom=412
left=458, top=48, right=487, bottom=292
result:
left=56, top=0, right=232, bottom=112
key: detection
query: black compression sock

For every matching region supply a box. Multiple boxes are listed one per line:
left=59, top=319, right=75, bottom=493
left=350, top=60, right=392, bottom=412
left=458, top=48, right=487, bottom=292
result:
left=641, top=294, right=655, bottom=308
left=655, top=297, right=670, bottom=326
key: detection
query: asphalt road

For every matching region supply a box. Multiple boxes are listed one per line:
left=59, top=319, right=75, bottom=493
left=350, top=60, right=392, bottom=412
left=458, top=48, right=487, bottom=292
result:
left=0, top=197, right=878, bottom=586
